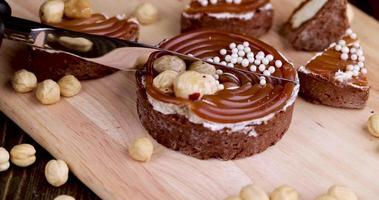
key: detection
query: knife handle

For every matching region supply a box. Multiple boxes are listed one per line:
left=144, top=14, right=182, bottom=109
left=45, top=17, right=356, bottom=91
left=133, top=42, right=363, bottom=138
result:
left=0, top=0, right=11, bottom=46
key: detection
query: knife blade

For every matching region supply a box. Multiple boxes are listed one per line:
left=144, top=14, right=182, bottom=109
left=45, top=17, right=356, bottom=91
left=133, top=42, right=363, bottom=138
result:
left=2, top=16, right=297, bottom=84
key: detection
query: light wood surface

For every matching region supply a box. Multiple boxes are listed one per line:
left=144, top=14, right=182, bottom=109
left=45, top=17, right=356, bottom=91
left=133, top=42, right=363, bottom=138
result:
left=1, top=0, right=379, bottom=199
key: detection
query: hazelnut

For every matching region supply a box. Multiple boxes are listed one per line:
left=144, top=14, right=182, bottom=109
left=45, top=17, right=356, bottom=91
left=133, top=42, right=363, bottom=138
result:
left=36, top=79, right=61, bottom=105
left=128, top=137, right=154, bottom=162
left=58, top=75, right=82, bottom=97
left=270, top=185, right=299, bottom=200
left=315, top=195, right=338, bottom=200
left=240, top=184, right=269, bottom=200
left=327, top=185, right=357, bottom=200
left=189, top=61, right=216, bottom=75
left=153, top=70, right=178, bottom=93
left=12, top=69, right=38, bottom=93
left=153, top=55, right=186, bottom=74
left=40, top=0, right=65, bottom=23
left=0, top=147, right=10, bottom=172
left=224, top=196, right=242, bottom=200
left=57, top=36, right=93, bottom=53
left=54, top=195, right=75, bottom=200
left=368, top=114, right=379, bottom=137
left=10, top=144, right=36, bottom=167
left=45, top=159, right=69, bottom=187
left=64, top=0, right=93, bottom=19
left=134, top=3, right=159, bottom=25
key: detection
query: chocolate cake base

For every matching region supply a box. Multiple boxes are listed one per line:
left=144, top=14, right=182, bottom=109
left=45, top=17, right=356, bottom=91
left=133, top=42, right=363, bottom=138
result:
left=136, top=69, right=294, bottom=160
left=181, top=9, right=273, bottom=38
left=299, top=71, right=369, bottom=109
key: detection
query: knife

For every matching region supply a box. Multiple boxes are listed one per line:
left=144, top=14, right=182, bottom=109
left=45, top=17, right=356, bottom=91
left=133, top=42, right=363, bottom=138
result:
left=0, top=0, right=297, bottom=84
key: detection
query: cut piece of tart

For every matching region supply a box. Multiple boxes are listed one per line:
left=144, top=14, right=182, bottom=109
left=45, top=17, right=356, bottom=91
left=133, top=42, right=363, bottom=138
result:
left=181, top=0, right=273, bottom=38
left=136, top=30, right=299, bottom=160
left=282, top=0, right=350, bottom=51
left=27, top=14, right=139, bottom=81
left=298, top=29, right=369, bottom=109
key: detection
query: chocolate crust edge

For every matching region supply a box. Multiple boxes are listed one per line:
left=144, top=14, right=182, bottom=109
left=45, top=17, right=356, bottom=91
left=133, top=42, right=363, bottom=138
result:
left=136, top=69, right=294, bottom=160
left=298, top=70, right=369, bottom=109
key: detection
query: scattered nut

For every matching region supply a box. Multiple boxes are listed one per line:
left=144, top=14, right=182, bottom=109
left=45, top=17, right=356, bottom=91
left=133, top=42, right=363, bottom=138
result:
left=153, top=55, right=186, bottom=74
left=128, top=137, right=154, bottom=162
left=134, top=3, right=159, bottom=25
left=368, top=114, right=379, bottom=137
left=10, top=144, right=36, bottom=167
left=57, top=36, right=93, bottom=52
left=45, top=159, right=69, bottom=187
left=64, top=0, right=93, bottom=19
left=327, top=185, right=357, bottom=200
left=58, top=75, right=82, bottom=97
left=270, top=185, right=299, bottom=200
left=40, top=0, right=65, bottom=23
left=0, top=147, right=10, bottom=172
left=224, top=196, right=242, bottom=200
left=240, top=184, right=269, bottom=200
left=153, top=70, right=178, bottom=93
left=54, top=195, right=75, bottom=200
left=12, top=69, right=38, bottom=93
left=189, top=61, right=216, bottom=75
left=36, top=79, right=61, bottom=105
left=315, top=194, right=338, bottom=200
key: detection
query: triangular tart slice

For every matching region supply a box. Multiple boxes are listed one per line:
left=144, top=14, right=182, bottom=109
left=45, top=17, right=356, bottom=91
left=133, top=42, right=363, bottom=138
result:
left=298, top=29, right=369, bottom=109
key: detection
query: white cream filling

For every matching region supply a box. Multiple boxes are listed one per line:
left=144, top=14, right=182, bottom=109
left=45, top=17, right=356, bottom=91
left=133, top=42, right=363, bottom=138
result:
left=291, top=0, right=328, bottom=29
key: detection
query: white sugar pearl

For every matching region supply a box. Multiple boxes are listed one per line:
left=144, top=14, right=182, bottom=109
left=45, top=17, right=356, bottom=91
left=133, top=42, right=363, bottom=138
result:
left=187, top=54, right=194, bottom=57
left=263, top=70, right=271, bottom=76
left=237, top=57, right=243, bottom=64
left=359, top=56, right=365, bottom=62
left=247, top=52, right=254, bottom=58
left=351, top=54, right=358, bottom=61
left=248, top=57, right=255, bottom=63
left=238, top=51, right=245, bottom=57
left=335, top=45, right=342, bottom=51
left=346, top=29, right=353, bottom=35
left=346, top=65, right=354, bottom=71
left=233, top=0, right=242, bottom=4
left=259, top=76, right=265, bottom=80
left=351, top=33, right=357, bottom=39
left=244, top=47, right=251, bottom=53
left=231, top=57, right=238, bottom=64
left=210, top=0, right=218, bottom=4
left=256, top=51, right=265, bottom=59
left=220, top=61, right=227, bottom=66
left=231, top=53, right=238, bottom=58
left=266, top=54, right=274, bottom=61
left=340, top=53, right=349, bottom=60
left=250, top=65, right=257, bottom=72
left=216, top=69, right=223, bottom=75
left=225, top=55, right=232, bottom=62
left=358, top=62, right=364, bottom=68
left=237, top=44, right=244, bottom=50
left=220, top=49, right=227, bottom=55
left=226, top=0, right=233, bottom=3
left=217, top=84, right=224, bottom=90
left=357, top=49, right=363, bottom=56
left=353, top=70, right=360, bottom=76
left=338, top=40, right=346, bottom=46
left=227, top=63, right=234, bottom=68
left=213, top=56, right=221, bottom=63
left=342, top=46, right=350, bottom=54
left=350, top=48, right=357, bottom=53
left=353, top=42, right=360, bottom=48
left=258, top=64, right=266, bottom=72
left=243, top=41, right=249, bottom=47
left=232, top=48, right=238, bottom=54
left=275, top=60, right=283, bottom=68
left=229, top=43, right=236, bottom=49
left=241, top=59, right=249, bottom=67
left=254, top=59, right=261, bottom=65
left=260, top=79, right=267, bottom=86
left=353, top=65, right=360, bottom=71
left=206, top=58, right=213, bottom=62
left=200, top=0, right=208, bottom=6
left=361, top=68, right=367, bottom=74
left=262, top=58, right=269, bottom=65
left=268, top=66, right=276, bottom=73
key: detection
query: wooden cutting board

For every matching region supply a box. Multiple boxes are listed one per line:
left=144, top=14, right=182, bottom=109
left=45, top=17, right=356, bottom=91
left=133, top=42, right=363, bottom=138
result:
left=1, top=0, right=379, bottom=199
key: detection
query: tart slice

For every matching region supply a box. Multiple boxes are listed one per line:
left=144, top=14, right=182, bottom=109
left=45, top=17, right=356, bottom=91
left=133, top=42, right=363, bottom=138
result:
left=136, top=30, right=299, bottom=160
left=282, top=0, right=350, bottom=51
left=298, top=29, right=369, bottom=109
left=181, top=0, right=273, bottom=38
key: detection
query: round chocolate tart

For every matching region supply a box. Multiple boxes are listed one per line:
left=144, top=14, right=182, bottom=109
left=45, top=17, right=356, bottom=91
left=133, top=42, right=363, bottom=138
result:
left=27, top=14, right=139, bottom=81
left=181, top=0, right=273, bottom=38
left=136, top=30, right=299, bottom=160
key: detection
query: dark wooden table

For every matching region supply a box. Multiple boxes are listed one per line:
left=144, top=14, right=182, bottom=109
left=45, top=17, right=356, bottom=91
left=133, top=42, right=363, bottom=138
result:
left=0, top=112, right=100, bottom=200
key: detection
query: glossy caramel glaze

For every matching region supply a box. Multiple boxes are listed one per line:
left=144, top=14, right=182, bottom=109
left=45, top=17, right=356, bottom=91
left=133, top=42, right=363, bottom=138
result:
left=48, top=14, right=139, bottom=41
left=306, top=35, right=368, bottom=86
left=145, top=30, right=297, bottom=124
left=184, top=0, right=270, bottom=14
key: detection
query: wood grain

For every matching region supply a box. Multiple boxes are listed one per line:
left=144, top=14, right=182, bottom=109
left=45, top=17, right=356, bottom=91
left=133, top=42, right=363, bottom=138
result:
left=0, top=0, right=379, bottom=199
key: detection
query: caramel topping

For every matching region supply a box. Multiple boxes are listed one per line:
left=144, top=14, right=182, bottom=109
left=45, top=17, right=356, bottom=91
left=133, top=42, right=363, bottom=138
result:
left=185, top=0, right=270, bottom=14
left=145, top=30, right=297, bottom=124
left=48, top=14, right=139, bottom=41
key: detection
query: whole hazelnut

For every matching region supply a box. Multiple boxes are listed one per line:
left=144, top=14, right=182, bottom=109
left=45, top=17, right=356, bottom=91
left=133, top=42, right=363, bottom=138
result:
left=224, top=196, right=242, bottom=200
left=58, top=75, right=82, bottom=97
left=128, top=137, right=154, bottom=162
left=40, top=0, right=65, bottom=23
left=12, top=69, right=37, bottom=93
left=64, top=0, right=93, bottom=19
left=315, top=195, right=338, bottom=200
left=240, top=184, right=269, bottom=200
left=45, top=159, right=69, bottom=187
left=36, top=79, right=61, bottom=105
left=54, top=195, right=75, bottom=200
left=153, top=55, right=186, bottom=74
left=270, top=185, right=299, bottom=200
left=134, top=3, right=159, bottom=25
left=327, top=185, right=357, bottom=200
left=10, top=144, right=36, bottom=167
left=0, top=147, right=10, bottom=172
left=189, top=61, right=216, bottom=75
left=153, top=70, right=178, bottom=93
left=368, top=114, right=379, bottom=137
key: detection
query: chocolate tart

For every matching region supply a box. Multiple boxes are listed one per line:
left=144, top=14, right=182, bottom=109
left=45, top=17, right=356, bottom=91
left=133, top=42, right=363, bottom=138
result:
left=181, top=0, right=273, bottom=38
left=27, top=14, right=139, bottom=81
left=136, top=30, right=299, bottom=160
left=298, top=29, right=369, bottom=109
left=282, top=0, right=349, bottom=51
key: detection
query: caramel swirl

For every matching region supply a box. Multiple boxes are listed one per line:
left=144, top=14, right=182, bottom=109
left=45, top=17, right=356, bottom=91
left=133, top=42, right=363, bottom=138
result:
left=48, top=14, right=139, bottom=41
left=184, top=0, right=270, bottom=14
left=145, top=30, right=297, bottom=124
